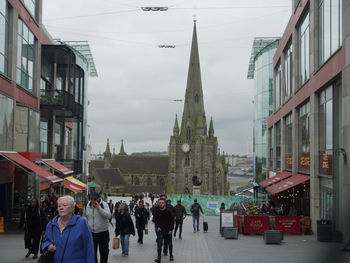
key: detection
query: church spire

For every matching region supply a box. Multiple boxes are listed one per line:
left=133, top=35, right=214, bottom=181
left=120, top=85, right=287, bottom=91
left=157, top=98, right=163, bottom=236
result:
left=209, top=117, right=214, bottom=138
left=180, top=20, right=206, bottom=139
left=119, top=139, right=127, bottom=155
left=173, top=115, right=179, bottom=136
left=104, top=138, right=111, bottom=159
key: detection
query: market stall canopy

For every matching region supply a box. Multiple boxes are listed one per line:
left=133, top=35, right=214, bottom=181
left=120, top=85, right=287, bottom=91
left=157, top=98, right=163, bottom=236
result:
left=65, top=176, right=86, bottom=190
left=88, top=181, right=101, bottom=188
left=259, top=171, right=292, bottom=188
left=266, top=174, right=310, bottom=195
left=0, top=152, right=62, bottom=183
left=37, top=159, right=73, bottom=175
left=64, top=182, right=83, bottom=193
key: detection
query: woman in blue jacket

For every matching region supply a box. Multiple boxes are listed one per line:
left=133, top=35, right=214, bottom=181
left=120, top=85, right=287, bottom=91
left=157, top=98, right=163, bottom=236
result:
left=42, top=195, right=94, bottom=263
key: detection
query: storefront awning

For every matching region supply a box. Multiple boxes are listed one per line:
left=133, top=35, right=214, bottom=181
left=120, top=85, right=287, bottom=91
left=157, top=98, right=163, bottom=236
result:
left=0, top=152, right=62, bottom=183
left=88, top=181, right=101, bottom=188
left=38, top=159, right=73, bottom=175
left=259, top=171, right=292, bottom=188
left=65, top=176, right=86, bottom=190
left=266, top=174, right=310, bottom=195
left=63, top=182, right=83, bottom=193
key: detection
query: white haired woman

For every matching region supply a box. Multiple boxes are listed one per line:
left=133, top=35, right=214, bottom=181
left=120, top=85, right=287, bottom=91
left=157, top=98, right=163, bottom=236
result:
left=41, top=195, right=94, bottom=262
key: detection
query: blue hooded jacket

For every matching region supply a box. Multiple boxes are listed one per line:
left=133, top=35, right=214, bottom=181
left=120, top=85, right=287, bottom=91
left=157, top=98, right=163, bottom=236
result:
left=42, top=214, right=94, bottom=263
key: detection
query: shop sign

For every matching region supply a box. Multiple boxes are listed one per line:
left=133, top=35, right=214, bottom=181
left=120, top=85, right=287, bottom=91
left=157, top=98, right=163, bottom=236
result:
left=207, top=201, right=218, bottom=209
left=221, top=212, right=234, bottom=228
left=319, top=151, right=332, bottom=176
left=244, top=216, right=270, bottom=234
left=285, top=154, right=292, bottom=170
left=299, top=152, right=310, bottom=172
left=275, top=216, right=301, bottom=234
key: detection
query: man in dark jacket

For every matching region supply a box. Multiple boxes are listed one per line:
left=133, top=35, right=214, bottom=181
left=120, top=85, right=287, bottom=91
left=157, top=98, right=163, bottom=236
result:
left=173, top=200, right=186, bottom=239
left=134, top=200, right=148, bottom=244
left=190, top=198, right=204, bottom=232
left=154, top=199, right=174, bottom=262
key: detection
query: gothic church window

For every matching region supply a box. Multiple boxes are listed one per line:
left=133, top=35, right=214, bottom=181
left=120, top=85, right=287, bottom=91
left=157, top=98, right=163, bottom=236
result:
left=147, top=177, right=152, bottom=186
left=186, top=126, right=192, bottom=140
left=185, top=155, right=190, bottom=167
left=159, top=178, right=165, bottom=186
left=135, top=177, right=140, bottom=185
left=195, top=94, right=199, bottom=103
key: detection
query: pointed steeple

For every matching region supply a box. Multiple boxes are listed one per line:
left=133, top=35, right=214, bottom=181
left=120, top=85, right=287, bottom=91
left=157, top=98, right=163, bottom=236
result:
left=180, top=20, right=206, bottom=139
left=173, top=115, right=179, bottom=136
left=104, top=138, right=111, bottom=159
left=112, top=147, right=116, bottom=158
left=119, top=139, right=127, bottom=155
left=209, top=117, right=214, bottom=138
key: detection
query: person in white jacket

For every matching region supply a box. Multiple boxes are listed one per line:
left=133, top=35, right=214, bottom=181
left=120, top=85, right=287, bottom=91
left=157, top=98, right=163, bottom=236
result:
left=83, top=191, right=111, bottom=263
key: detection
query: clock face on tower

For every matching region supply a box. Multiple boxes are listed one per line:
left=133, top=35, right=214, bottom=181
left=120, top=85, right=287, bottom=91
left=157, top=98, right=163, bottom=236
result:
left=181, top=143, right=191, bottom=153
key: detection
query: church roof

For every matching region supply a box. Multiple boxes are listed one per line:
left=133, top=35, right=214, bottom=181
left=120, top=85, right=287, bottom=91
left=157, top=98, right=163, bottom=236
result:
left=95, top=168, right=126, bottom=186
left=89, top=160, right=105, bottom=169
left=111, top=155, right=169, bottom=174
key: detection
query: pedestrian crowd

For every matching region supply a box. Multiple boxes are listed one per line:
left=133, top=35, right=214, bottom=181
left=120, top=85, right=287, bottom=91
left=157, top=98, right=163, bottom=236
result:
left=18, top=192, right=205, bottom=263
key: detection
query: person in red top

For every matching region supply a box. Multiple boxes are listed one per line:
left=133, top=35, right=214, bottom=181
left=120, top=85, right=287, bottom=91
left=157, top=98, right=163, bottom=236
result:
left=154, top=199, right=174, bottom=262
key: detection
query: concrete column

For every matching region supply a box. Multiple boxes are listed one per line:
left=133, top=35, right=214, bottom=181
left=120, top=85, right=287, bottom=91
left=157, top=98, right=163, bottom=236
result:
left=309, top=93, right=320, bottom=233
left=341, top=0, right=350, bottom=243
left=292, top=108, right=299, bottom=175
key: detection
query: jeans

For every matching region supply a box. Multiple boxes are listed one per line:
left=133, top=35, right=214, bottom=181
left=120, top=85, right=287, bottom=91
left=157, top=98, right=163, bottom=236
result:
left=120, top=234, right=130, bottom=255
left=174, top=220, right=183, bottom=237
left=192, top=215, right=200, bottom=231
left=92, top=231, right=110, bottom=263
left=156, top=231, right=173, bottom=259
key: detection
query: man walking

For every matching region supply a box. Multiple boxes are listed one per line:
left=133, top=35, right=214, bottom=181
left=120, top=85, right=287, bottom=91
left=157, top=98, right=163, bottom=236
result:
left=84, top=192, right=111, bottom=263
left=154, top=199, right=174, bottom=262
left=108, top=199, right=114, bottom=226
left=190, top=198, right=203, bottom=232
left=173, top=200, right=186, bottom=239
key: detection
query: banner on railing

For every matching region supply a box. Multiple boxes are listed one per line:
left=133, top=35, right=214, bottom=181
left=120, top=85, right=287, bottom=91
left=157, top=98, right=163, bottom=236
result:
left=244, top=216, right=270, bottom=234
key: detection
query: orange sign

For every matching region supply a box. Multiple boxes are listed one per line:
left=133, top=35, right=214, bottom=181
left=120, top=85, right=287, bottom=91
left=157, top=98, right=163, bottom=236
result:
left=319, top=151, right=332, bottom=176
left=285, top=154, right=292, bottom=170
left=299, top=152, right=310, bottom=172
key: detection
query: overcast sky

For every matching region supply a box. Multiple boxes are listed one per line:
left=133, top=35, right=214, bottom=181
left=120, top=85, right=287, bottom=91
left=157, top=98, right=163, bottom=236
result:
left=42, top=0, right=291, bottom=155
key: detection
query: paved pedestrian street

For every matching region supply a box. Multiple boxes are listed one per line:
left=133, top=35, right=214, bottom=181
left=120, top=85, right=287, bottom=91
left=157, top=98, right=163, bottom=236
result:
left=1, top=208, right=350, bottom=263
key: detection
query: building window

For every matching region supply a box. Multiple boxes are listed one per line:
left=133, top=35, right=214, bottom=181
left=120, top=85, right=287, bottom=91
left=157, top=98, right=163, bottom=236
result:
left=54, top=122, right=63, bottom=160
left=65, top=127, right=72, bottom=159
left=275, top=122, right=281, bottom=169
left=28, top=109, right=39, bottom=152
left=298, top=12, right=310, bottom=88
left=186, top=126, right=192, bottom=140
left=275, top=64, right=282, bottom=109
left=320, top=189, right=333, bottom=220
left=185, top=155, right=190, bottom=167
left=0, top=0, right=9, bottom=76
left=135, top=177, right=140, bottom=185
left=159, top=178, right=165, bottom=186
left=40, top=120, right=48, bottom=158
left=147, top=177, right=152, bottom=186
left=14, top=105, right=29, bottom=151
left=0, top=94, right=14, bottom=150
left=284, top=43, right=292, bottom=100
left=17, top=19, right=35, bottom=92
left=269, top=128, right=273, bottom=168
left=285, top=114, right=293, bottom=170
left=318, top=0, right=342, bottom=66
left=319, top=86, right=333, bottom=175
left=298, top=102, right=310, bottom=172
left=21, top=0, right=36, bottom=18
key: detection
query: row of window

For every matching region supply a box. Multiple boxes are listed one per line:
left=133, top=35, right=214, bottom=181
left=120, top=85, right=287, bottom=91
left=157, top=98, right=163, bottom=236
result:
left=275, top=0, right=342, bottom=109
left=270, top=85, right=333, bottom=175
left=133, top=177, right=165, bottom=186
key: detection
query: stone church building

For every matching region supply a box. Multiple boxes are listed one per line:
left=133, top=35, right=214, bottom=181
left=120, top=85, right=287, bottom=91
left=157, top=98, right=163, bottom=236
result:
left=90, top=21, right=228, bottom=196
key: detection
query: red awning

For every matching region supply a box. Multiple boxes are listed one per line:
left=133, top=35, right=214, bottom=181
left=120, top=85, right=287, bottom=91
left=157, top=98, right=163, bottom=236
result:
left=0, top=152, right=62, bottom=183
left=259, top=171, right=292, bottom=188
left=266, top=174, right=310, bottom=195
left=39, top=159, right=73, bottom=175
left=64, top=182, right=83, bottom=193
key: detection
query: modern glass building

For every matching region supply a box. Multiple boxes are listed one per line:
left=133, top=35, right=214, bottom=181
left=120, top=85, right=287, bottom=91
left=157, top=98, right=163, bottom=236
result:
left=247, top=37, right=280, bottom=182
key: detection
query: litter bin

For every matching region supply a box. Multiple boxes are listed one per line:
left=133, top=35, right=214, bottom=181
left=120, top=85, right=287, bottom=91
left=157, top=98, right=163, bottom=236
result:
left=317, top=220, right=332, bottom=242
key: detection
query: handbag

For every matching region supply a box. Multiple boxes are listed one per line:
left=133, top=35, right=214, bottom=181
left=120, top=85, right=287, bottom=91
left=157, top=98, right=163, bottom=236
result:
left=113, top=237, right=120, bottom=249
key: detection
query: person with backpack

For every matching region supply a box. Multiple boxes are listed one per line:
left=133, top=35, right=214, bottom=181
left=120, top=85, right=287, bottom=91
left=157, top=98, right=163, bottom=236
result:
left=190, top=199, right=204, bottom=232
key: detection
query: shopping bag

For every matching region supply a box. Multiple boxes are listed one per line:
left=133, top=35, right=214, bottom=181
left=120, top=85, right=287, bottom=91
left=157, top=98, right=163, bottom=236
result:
left=113, top=237, right=120, bottom=249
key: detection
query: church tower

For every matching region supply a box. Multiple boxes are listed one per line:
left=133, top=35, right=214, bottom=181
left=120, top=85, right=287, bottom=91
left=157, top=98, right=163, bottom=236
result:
left=104, top=138, right=112, bottom=168
left=169, top=20, right=227, bottom=195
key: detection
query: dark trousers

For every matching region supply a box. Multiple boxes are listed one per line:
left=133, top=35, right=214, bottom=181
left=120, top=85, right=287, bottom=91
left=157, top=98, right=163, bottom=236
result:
left=137, top=228, right=144, bottom=242
left=156, top=231, right=173, bottom=259
left=26, top=231, right=41, bottom=254
left=174, top=220, right=183, bottom=237
left=92, top=231, right=110, bottom=263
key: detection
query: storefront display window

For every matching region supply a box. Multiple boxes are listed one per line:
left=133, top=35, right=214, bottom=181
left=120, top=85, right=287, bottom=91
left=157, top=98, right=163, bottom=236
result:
left=320, top=189, right=333, bottom=220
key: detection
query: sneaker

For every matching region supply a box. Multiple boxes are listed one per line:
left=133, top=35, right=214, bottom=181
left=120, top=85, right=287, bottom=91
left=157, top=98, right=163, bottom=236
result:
left=179, top=235, right=182, bottom=239
left=25, top=250, right=31, bottom=258
left=170, top=255, right=174, bottom=261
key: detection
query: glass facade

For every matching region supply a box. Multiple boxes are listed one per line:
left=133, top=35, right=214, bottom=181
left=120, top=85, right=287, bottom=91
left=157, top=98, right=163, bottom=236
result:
left=318, top=0, right=342, bottom=65
left=0, top=93, right=14, bottom=150
left=17, top=19, right=35, bottom=92
left=298, top=13, right=310, bottom=88
left=299, top=102, right=310, bottom=153
left=275, top=64, right=282, bottom=109
left=0, top=0, right=8, bottom=75
left=21, top=0, right=36, bottom=18
left=275, top=121, right=281, bottom=169
left=284, top=43, right=293, bottom=100
left=253, top=43, right=278, bottom=179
